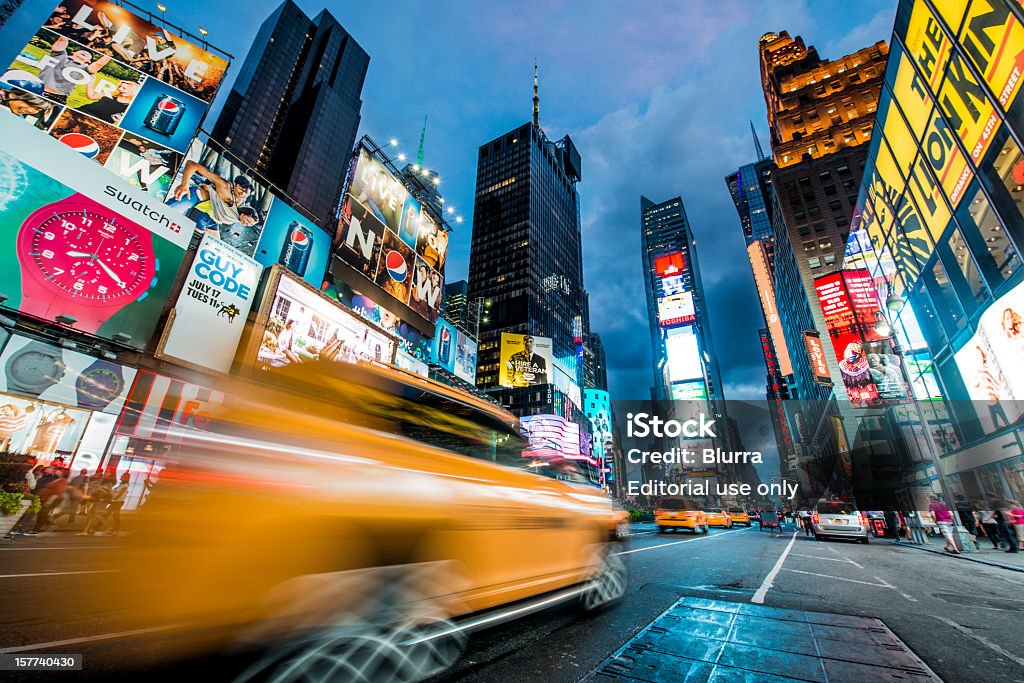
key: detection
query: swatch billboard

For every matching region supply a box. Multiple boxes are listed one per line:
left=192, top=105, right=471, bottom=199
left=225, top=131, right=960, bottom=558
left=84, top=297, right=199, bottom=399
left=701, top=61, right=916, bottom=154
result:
left=2, top=1, right=229, bottom=185
left=335, top=145, right=447, bottom=325
left=0, top=114, right=191, bottom=349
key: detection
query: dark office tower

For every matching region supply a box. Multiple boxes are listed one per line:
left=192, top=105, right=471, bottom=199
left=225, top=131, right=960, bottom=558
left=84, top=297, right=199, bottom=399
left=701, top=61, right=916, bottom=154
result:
left=467, top=119, right=586, bottom=422
left=444, top=280, right=469, bottom=332
left=212, top=1, right=368, bottom=228
left=584, top=332, right=608, bottom=391
left=640, top=196, right=724, bottom=407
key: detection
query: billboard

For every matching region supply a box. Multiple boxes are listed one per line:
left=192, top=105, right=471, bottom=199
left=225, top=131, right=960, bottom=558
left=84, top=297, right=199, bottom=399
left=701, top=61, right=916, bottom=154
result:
left=335, top=145, right=448, bottom=325
left=748, top=240, right=793, bottom=376
left=500, top=333, right=552, bottom=388
left=665, top=324, right=702, bottom=383
left=248, top=267, right=396, bottom=371
left=520, top=414, right=594, bottom=464
left=655, top=252, right=685, bottom=278
left=671, top=380, right=707, bottom=400
left=803, top=331, right=833, bottom=386
left=657, top=291, right=696, bottom=327
left=432, top=318, right=457, bottom=373
left=0, top=334, right=137, bottom=413
left=0, top=114, right=190, bottom=349
left=394, top=349, right=429, bottom=377
left=0, top=390, right=92, bottom=459
left=454, top=329, right=478, bottom=385
left=954, top=279, right=1024, bottom=417
left=156, top=235, right=262, bottom=373
left=3, top=0, right=229, bottom=169
left=815, top=270, right=907, bottom=407
left=164, top=137, right=330, bottom=286
left=115, top=370, right=227, bottom=444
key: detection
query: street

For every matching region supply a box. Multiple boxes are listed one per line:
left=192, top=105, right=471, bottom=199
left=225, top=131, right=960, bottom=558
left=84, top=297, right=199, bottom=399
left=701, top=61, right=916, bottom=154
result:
left=1, top=522, right=1022, bottom=682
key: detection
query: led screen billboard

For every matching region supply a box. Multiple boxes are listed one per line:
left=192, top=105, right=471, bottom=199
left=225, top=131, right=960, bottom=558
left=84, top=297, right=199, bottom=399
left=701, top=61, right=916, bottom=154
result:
left=0, top=114, right=190, bottom=349
left=658, top=291, right=696, bottom=327
left=432, top=318, right=457, bottom=374
left=803, top=331, right=833, bottom=386
left=335, top=145, right=447, bottom=324
left=520, top=414, right=595, bottom=464
left=115, top=370, right=227, bottom=444
left=454, top=329, right=478, bottom=386
left=156, top=234, right=262, bottom=373
left=500, top=333, right=552, bottom=388
left=655, top=252, right=685, bottom=278
left=0, top=334, right=137, bottom=414
left=248, top=267, right=396, bottom=371
left=665, top=325, right=702, bottom=383
left=748, top=240, right=793, bottom=376
left=3, top=0, right=229, bottom=174
left=394, top=349, right=429, bottom=377
left=670, top=380, right=707, bottom=400
left=954, top=278, right=1024, bottom=426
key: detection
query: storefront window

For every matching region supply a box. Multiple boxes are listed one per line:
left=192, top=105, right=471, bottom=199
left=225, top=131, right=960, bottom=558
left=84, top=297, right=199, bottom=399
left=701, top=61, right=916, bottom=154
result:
left=977, top=128, right=1024, bottom=255
left=956, top=182, right=1022, bottom=289
left=909, top=280, right=948, bottom=351
left=922, top=258, right=967, bottom=337
left=939, top=226, right=989, bottom=311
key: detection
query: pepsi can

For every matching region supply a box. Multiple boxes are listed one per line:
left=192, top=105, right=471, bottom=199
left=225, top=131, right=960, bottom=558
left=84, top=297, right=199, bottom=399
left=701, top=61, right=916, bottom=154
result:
left=144, top=95, right=185, bottom=135
left=279, top=221, right=313, bottom=275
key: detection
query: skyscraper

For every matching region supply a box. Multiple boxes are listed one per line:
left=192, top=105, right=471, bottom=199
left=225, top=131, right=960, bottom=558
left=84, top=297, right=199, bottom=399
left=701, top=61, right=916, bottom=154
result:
left=212, top=1, right=368, bottom=228
left=584, top=332, right=608, bottom=391
left=467, top=95, right=586, bottom=423
left=444, top=280, right=470, bottom=332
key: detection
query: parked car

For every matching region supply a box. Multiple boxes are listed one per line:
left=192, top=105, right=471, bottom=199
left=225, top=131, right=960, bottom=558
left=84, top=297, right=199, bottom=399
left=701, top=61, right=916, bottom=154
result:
left=811, top=500, right=870, bottom=544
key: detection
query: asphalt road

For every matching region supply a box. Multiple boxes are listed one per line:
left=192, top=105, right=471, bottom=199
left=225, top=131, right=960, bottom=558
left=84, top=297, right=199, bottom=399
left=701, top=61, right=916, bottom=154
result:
left=1, top=523, right=1022, bottom=682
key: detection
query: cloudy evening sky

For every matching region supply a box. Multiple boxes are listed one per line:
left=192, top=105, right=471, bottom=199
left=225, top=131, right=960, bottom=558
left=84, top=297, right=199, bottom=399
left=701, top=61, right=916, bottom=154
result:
left=1, top=0, right=896, bottom=401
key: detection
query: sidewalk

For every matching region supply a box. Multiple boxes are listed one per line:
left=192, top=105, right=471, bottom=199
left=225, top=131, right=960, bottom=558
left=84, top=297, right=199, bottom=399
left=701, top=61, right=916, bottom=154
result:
left=889, top=538, right=1024, bottom=572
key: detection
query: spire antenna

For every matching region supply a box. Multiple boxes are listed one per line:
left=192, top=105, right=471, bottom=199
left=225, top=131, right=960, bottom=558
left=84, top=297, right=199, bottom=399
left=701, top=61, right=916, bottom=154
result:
left=533, top=60, right=540, bottom=128
left=750, top=120, right=766, bottom=161
left=417, top=115, right=427, bottom=166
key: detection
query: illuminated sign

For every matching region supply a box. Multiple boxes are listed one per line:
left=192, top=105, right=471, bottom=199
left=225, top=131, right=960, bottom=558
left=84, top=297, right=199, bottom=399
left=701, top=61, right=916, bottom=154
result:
left=0, top=114, right=190, bottom=350
left=803, top=331, right=833, bottom=386
left=655, top=252, right=685, bottom=278
left=520, top=414, right=595, bottom=465
left=115, top=370, right=227, bottom=444
left=747, top=240, right=793, bottom=376
left=671, top=380, right=707, bottom=400
left=658, top=291, right=696, bottom=327
left=499, top=333, right=552, bottom=388
left=661, top=274, right=687, bottom=295
left=665, top=325, right=702, bottom=382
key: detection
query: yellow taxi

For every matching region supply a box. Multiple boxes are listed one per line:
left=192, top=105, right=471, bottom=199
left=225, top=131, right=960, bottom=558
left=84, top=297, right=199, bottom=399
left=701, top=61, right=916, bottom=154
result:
left=655, top=498, right=708, bottom=534
left=728, top=507, right=752, bottom=527
left=91, top=360, right=628, bottom=681
left=703, top=508, right=734, bottom=528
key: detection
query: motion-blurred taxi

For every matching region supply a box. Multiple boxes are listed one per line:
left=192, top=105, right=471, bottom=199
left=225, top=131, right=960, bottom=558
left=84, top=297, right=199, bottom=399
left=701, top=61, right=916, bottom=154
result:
left=703, top=508, right=734, bottom=528
left=728, top=507, right=752, bottom=526
left=90, top=360, right=628, bottom=682
left=655, top=498, right=708, bottom=533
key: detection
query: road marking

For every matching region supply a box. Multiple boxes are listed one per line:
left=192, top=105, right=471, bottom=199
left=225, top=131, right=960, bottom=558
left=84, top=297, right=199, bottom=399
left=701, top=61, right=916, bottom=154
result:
left=614, top=527, right=749, bottom=556
left=791, top=553, right=852, bottom=563
left=782, top=568, right=884, bottom=586
left=752, top=531, right=797, bottom=604
left=873, top=576, right=918, bottom=602
left=933, top=615, right=1024, bottom=668
left=0, top=570, right=114, bottom=579
left=0, top=625, right=178, bottom=654
left=824, top=544, right=864, bottom=569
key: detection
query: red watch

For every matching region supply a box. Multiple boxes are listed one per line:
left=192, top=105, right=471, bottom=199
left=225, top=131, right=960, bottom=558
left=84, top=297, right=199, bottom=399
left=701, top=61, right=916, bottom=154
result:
left=17, top=193, right=157, bottom=334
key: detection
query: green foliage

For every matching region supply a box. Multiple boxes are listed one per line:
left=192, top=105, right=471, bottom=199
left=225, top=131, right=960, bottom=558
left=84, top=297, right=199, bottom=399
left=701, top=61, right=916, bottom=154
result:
left=0, top=453, right=33, bottom=494
left=0, top=492, right=26, bottom=516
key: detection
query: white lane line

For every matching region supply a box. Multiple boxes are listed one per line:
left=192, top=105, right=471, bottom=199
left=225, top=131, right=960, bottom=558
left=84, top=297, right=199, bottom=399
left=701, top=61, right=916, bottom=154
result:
left=614, top=527, right=750, bottom=556
left=873, top=576, right=918, bottom=602
left=791, top=554, right=852, bottom=563
left=630, top=531, right=658, bottom=536
left=824, top=544, right=865, bottom=569
left=933, top=615, right=1024, bottom=668
left=0, top=625, right=178, bottom=654
left=0, top=570, right=114, bottom=579
left=781, top=568, right=885, bottom=586
left=752, top=531, right=798, bottom=604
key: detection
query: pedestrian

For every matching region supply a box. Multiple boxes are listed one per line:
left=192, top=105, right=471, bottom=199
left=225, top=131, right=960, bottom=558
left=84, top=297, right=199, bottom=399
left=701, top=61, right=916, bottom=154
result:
left=77, top=473, right=113, bottom=536
left=954, top=495, right=978, bottom=541
left=884, top=510, right=898, bottom=539
left=979, top=507, right=1003, bottom=549
left=106, top=472, right=131, bottom=536
left=995, top=502, right=1018, bottom=554
left=1008, top=500, right=1024, bottom=552
left=55, top=468, right=90, bottom=525
left=5, top=464, right=41, bottom=538
left=32, top=468, right=69, bottom=533
left=928, top=495, right=959, bottom=554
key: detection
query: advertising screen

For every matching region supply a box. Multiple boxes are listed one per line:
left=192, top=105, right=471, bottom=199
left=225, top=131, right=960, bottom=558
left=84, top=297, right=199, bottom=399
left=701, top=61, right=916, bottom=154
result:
left=0, top=390, right=92, bottom=459
left=553, top=358, right=582, bottom=409
left=253, top=199, right=330, bottom=288
left=671, top=380, right=707, bottom=400
left=520, top=414, right=594, bottom=464
left=500, top=333, right=553, bottom=388
left=251, top=268, right=396, bottom=370
left=394, top=349, right=429, bottom=377
left=454, top=329, right=478, bottom=385
left=954, top=278, right=1024, bottom=415
left=0, top=334, right=137, bottom=414
left=665, top=325, right=702, bottom=382
left=748, top=240, right=793, bottom=376
left=115, top=370, right=227, bottom=444
left=803, top=331, right=833, bottom=386
left=655, top=252, right=685, bottom=278
left=156, top=235, right=262, bottom=373
left=0, top=114, right=190, bottom=349
left=660, top=274, right=687, bottom=296
left=658, top=291, right=696, bottom=327
left=335, top=145, right=447, bottom=325
left=3, top=0, right=229, bottom=172
left=432, top=318, right=457, bottom=374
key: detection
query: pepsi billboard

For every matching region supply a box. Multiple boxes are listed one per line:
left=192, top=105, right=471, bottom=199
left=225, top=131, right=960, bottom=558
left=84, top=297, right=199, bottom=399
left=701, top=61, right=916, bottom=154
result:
left=335, top=145, right=447, bottom=325
left=1, top=1, right=229, bottom=183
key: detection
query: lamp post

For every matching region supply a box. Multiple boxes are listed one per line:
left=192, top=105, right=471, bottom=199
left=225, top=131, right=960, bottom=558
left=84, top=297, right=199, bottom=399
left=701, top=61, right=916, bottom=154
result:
left=473, top=297, right=492, bottom=339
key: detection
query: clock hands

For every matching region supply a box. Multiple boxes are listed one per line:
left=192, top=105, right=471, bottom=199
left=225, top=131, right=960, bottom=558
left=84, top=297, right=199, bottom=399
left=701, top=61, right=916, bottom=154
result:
left=64, top=251, right=125, bottom=287
left=65, top=250, right=95, bottom=258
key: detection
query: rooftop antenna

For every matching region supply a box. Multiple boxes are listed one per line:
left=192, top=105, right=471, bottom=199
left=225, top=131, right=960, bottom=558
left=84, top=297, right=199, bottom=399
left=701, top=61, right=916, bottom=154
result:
left=533, top=60, right=540, bottom=128
left=750, top=120, right=766, bottom=161
left=417, top=115, right=427, bottom=166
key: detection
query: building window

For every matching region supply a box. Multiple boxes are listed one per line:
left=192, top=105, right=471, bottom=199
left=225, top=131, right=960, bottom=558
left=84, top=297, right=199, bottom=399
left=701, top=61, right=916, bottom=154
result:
left=823, top=253, right=836, bottom=265
left=808, top=257, right=822, bottom=268
left=829, top=199, right=842, bottom=211
left=804, top=241, right=817, bottom=252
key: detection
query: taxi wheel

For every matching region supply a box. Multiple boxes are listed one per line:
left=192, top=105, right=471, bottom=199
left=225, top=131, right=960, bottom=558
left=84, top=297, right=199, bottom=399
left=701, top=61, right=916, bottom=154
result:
left=580, top=547, right=627, bottom=612
left=658, top=526, right=668, bottom=534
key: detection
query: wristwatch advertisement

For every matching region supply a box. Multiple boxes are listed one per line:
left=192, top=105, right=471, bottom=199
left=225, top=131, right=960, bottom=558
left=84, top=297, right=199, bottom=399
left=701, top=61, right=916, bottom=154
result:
left=0, top=334, right=137, bottom=415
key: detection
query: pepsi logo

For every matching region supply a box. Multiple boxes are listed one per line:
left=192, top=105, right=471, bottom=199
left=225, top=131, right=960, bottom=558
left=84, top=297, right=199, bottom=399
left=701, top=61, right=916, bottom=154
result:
left=385, top=250, right=407, bottom=282
left=289, top=229, right=309, bottom=245
left=158, top=99, right=180, bottom=113
left=59, top=132, right=100, bottom=158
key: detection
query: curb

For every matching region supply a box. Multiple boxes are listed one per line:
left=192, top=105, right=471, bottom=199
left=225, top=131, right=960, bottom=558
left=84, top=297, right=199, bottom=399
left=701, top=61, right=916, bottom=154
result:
left=887, top=540, right=1024, bottom=573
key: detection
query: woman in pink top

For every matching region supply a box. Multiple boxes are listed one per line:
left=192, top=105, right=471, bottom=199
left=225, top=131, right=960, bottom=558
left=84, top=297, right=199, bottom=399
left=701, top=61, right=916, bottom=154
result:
left=928, top=496, right=959, bottom=554
left=1010, top=502, right=1024, bottom=551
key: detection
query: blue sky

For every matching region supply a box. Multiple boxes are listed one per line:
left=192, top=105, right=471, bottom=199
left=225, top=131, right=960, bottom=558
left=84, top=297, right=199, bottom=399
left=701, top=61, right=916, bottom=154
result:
left=1, top=0, right=897, bottom=401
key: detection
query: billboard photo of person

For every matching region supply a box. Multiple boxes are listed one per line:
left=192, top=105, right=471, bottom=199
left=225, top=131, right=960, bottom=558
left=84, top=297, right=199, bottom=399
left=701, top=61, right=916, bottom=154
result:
left=104, top=135, right=181, bottom=198
left=0, top=83, right=60, bottom=129
left=505, top=335, right=549, bottom=387
left=167, top=159, right=260, bottom=239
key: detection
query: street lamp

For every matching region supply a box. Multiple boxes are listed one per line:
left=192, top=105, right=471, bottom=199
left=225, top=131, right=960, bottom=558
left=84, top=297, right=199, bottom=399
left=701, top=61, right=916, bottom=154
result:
left=473, top=297, right=492, bottom=339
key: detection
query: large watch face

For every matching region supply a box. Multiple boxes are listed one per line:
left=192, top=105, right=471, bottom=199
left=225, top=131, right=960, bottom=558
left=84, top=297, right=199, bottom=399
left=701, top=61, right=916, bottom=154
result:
left=29, top=207, right=153, bottom=303
left=9, top=350, right=63, bottom=388
left=78, top=367, right=122, bottom=401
